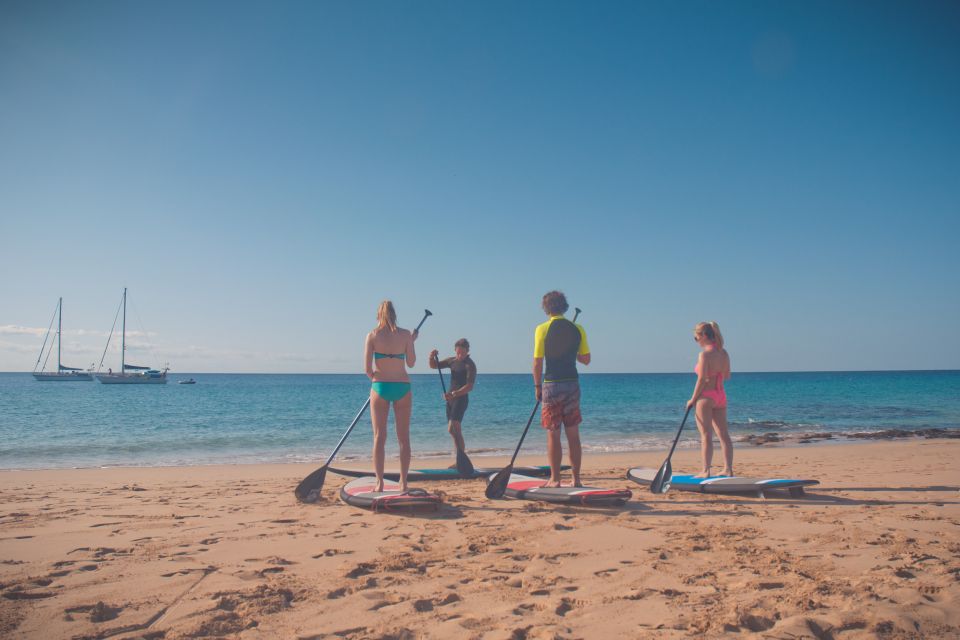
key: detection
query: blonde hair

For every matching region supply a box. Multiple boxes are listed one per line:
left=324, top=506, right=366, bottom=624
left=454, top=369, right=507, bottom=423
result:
left=695, top=321, right=724, bottom=349
left=377, top=300, right=398, bottom=332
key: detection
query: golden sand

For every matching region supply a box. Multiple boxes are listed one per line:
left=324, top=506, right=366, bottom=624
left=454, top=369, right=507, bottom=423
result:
left=1, top=439, right=958, bottom=639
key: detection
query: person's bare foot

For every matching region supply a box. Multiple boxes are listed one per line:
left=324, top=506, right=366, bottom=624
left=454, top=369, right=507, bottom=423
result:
left=375, top=482, right=385, bottom=493
left=400, top=483, right=409, bottom=493
left=720, top=469, right=734, bottom=477
left=693, top=469, right=711, bottom=479
left=544, top=480, right=562, bottom=488
left=572, top=477, right=583, bottom=488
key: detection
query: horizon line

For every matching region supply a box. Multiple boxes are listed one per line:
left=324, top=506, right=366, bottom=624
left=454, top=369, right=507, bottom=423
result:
left=3, top=368, right=958, bottom=376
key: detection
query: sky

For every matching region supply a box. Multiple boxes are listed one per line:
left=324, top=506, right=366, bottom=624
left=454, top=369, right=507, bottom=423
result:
left=1, top=1, right=958, bottom=373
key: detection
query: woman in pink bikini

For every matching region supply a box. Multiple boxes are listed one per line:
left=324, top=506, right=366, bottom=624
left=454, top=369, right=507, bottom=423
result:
left=686, top=322, right=733, bottom=478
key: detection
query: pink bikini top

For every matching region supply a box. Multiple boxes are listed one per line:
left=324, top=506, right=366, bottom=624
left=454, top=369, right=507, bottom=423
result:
left=695, top=346, right=725, bottom=391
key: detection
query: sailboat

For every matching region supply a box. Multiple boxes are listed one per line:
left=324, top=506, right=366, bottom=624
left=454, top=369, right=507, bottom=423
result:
left=96, top=288, right=169, bottom=384
left=32, top=297, right=94, bottom=381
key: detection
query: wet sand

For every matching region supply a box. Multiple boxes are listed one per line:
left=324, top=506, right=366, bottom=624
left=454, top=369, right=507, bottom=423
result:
left=1, top=439, right=958, bottom=639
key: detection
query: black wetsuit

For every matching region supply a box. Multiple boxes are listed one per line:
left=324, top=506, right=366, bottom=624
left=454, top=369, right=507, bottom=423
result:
left=437, top=356, right=476, bottom=422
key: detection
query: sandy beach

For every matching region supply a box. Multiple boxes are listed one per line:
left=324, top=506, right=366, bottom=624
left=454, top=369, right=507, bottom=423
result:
left=1, top=439, right=958, bottom=639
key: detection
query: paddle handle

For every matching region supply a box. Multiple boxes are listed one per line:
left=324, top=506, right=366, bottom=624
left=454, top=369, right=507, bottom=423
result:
left=414, top=309, right=432, bottom=333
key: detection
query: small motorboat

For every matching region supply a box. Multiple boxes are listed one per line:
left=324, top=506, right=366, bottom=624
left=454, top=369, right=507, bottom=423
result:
left=178, top=378, right=197, bottom=385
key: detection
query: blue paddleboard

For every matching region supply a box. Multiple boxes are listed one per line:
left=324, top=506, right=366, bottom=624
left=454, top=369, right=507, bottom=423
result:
left=627, top=467, right=818, bottom=497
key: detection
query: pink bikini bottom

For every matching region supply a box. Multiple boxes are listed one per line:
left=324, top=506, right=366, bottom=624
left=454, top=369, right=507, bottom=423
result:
left=700, top=388, right=727, bottom=409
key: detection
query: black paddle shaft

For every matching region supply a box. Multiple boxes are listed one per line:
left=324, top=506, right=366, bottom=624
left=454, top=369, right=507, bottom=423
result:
left=435, top=354, right=448, bottom=395
left=648, top=405, right=693, bottom=494
left=665, top=406, right=693, bottom=461
left=509, top=400, right=541, bottom=468
left=485, top=399, right=541, bottom=498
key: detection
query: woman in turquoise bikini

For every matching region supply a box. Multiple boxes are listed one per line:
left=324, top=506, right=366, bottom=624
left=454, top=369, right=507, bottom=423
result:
left=365, top=300, right=418, bottom=491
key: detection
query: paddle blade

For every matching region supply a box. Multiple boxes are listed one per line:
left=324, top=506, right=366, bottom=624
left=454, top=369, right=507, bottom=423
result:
left=455, top=448, right=475, bottom=478
left=485, top=466, right=512, bottom=499
left=649, top=460, right=672, bottom=495
left=294, top=466, right=328, bottom=503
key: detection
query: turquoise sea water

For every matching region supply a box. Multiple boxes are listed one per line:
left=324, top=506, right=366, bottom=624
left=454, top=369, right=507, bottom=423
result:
left=1, top=371, right=958, bottom=469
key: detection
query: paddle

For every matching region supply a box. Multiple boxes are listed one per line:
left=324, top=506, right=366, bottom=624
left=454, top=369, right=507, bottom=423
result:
left=484, top=400, right=541, bottom=499
left=434, top=352, right=475, bottom=478
left=294, top=309, right=433, bottom=503
left=485, top=306, right=582, bottom=499
left=648, top=406, right=693, bottom=494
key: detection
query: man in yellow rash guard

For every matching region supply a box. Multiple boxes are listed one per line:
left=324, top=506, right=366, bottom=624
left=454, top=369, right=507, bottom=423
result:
left=533, top=290, right=590, bottom=487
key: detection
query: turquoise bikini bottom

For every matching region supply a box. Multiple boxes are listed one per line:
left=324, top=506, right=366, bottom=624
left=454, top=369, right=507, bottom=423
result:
left=371, top=381, right=411, bottom=402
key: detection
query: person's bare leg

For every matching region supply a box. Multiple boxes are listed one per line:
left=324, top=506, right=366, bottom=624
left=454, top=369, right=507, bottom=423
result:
left=370, top=391, right=390, bottom=492
left=546, top=429, right=563, bottom=487
left=694, top=398, right=714, bottom=478
left=448, top=420, right=465, bottom=453
left=712, top=407, right=733, bottom=476
left=394, top=392, right=413, bottom=491
left=565, top=424, right=582, bottom=487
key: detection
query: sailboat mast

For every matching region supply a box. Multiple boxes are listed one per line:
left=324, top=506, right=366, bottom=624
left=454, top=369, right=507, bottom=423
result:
left=57, top=297, right=62, bottom=372
left=121, top=287, right=127, bottom=373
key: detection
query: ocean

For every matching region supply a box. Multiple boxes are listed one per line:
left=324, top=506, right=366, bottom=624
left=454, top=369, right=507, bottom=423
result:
left=1, top=371, right=958, bottom=470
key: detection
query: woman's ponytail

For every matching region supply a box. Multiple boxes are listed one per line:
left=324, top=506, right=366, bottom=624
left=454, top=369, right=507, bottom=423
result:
left=709, top=322, right=724, bottom=349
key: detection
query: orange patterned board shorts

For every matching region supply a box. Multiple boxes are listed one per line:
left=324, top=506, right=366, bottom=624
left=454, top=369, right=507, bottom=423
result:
left=541, top=381, right=582, bottom=431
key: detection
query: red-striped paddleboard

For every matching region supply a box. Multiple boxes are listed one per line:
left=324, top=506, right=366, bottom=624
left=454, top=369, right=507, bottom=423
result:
left=339, top=476, right=442, bottom=513
left=492, top=473, right=632, bottom=506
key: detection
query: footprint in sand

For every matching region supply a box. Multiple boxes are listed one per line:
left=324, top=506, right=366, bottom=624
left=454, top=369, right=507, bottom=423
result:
left=345, top=563, right=375, bottom=579
left=3, top=590, right=56, bottom=600
left=413, top=599, right=434, bottom=612
left=312, top=549, right=354, bottom=558
left=555, top=598, right=575, bottom=616
left=65, top=602, right=122, bottom=622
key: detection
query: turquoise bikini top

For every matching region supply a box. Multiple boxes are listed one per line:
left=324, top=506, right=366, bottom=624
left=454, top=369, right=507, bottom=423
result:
left=374, top=352, right=406, bottom=360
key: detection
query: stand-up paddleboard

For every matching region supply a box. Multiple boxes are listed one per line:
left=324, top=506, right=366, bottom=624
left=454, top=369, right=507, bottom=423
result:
left=490, top=473, right=632, bottom=506
left=329, top=464, right=568, bottom=481
left=627, top=467, right=818, bottom=498
left=339, top=476, right=442, bottom=513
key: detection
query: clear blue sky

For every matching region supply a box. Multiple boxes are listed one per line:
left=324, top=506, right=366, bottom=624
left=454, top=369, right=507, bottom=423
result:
left=1, top=1, right=958, bottom=373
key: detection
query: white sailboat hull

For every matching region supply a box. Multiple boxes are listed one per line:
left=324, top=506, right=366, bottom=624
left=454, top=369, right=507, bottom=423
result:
left=96, top=373, right=168, bottom=385
left=33, top=372, right=94, bottom=381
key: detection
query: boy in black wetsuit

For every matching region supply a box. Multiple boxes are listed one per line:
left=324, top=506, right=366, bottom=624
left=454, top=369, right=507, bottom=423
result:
left=429, top=338, right=477, bottom=457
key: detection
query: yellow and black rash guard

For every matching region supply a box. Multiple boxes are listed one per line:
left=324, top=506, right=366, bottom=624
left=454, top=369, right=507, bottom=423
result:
left=533, top=315, right=590, bottom=382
